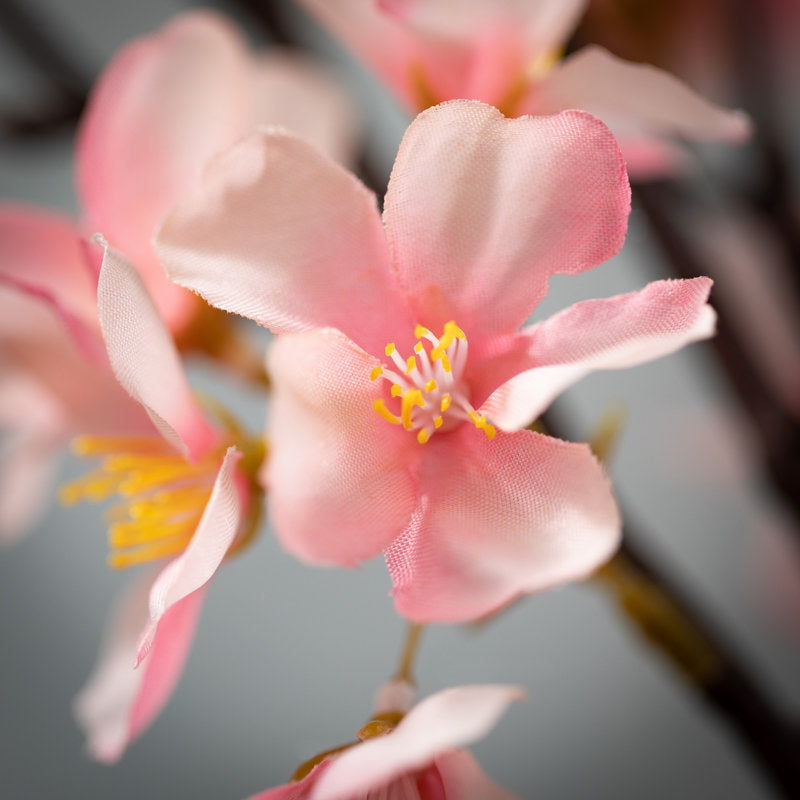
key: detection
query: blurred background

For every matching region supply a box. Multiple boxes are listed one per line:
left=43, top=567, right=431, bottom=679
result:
left=1, top=1, right=799, bottom=798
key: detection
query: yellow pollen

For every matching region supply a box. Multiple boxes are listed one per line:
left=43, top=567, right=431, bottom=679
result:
left=370, top=365, right=383, bottom=381
left=441, top=394, right=451, bottom=412
left=417, top=429, right=430, bottom=444
left=385, top=343, right=396, bottom=357
left=430, top=320, right=466, bottom=361
left=405, top=356, right=416, bottom=375
left=414, top=342, right=424, bottom=354
left=434, top=416, right=443, bottom=428
left=373, top=399, right=401, bottom=425
left=425, top=379, right=437, bottom=393
left=469, top=411, right=497, bottom=441
left=400, top=389, right=425, bottom=430
left=390, top=384, right=402, bottom=397
left=440, top=354, right=452, bottom=373
left=414, top=324, right=428, bottom=339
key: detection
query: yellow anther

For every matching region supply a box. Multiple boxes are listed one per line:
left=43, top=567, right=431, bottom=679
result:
left=385, top=343, right=396, bottom=357
left=414, top=342, right=424, bottom=354
left=414, top=324, right=429, bottom=339
left=108, top=535, right=194, bottom=570
left=441, top=394, right=451, bottom=412
left=72, top=436, right=168, bottom=456
left=469, top=411, right=496, bottom=441
left=370, top=365, right=383, bottom=381
left=417, top=429, right=430, bottom=444
left=400, top=389, right=425, bottom=430
left=405, top=356, right=416, bottom=375
left=434, top=416, right=443, bottom=428
left=430, top=320, right=466, bottom=360
left=390, top=384, right=402, bottom=397
left=425, top=379, right=437, bottom=393
left=373, top=399, right=401, bottom=425
left=440, top=354, right=452, bottom=373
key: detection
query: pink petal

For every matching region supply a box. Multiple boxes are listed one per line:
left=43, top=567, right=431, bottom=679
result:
left=96, top=239, right=217, bottom=458
left=137, top=446, right=244, bottom=664
left=155, top=130, right=408, bottom=356
left=247, top=762, right=333, bottom=800
left=266, top=328, right=419, bottom=565
left=0, top=203, right=102, bottom=361
left=386, top=426, right=620, bottom=622
left=383, top=102, right=630, bottom=343
left=76, top=10, right=258, bottom=331
left=254, top=48, right=359, bottom=166
left=483, top=278, right=717, bottom=431
left=310, top=684, right=524, bottom=799
left=532, top=46, right=751, bottom=177
left=74, top=569, right=206, bottom=763
left=434, top=749, right=519, bottom=800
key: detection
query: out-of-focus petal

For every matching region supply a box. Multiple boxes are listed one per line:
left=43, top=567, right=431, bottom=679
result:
left=266, top=328, right=419, bottom=565
left=383, top=102, right=629, bottom=345
left=76, top=10, right=256, bottom=331
left=254, top=49, right=359, bottom=166
left=0, top=429, right=58, bottom=544
left=483, top=278, right=716, bottom=431
left=246, top=762, right=333, bottom=800
left=74, top=569, right=206, bottom=763
left=435, top=749, right=519, bottom=800
left=0, top=204, right=102, bottom=360
left=156, top=131, right=409, bottom=356
left=532, top=46, right=751, bottom=177
left=386, top=426, right=620, bottom=622
left=96, top=240, right=216, bottom=458
left=136, top=446, right=243, bottom=664
left=311, top=684, right=524, bottom=799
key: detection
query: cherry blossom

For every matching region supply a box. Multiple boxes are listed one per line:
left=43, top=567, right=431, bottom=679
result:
left=297, top=0, right=749, bottom=177
left=248, top=683, right=523, bottom=800
left=156, top=101, right=715, bottom=622
left=67, top=242, right=263, bottom=761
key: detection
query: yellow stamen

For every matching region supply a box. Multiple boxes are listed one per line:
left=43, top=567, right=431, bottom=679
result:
left=425, top=379, right=437, bottom=393
left=441, top=394, right=451, bottom=412
left=400, top=389, right=425, bottom=430
left=72, top=435, right=169, bottom=456
left=417, top=429, right=430, bottom=444
left=108, top=535, right=195, bottom=570
left=414, top=342, right=423, bottom=354
left=390, top=384, right=402, bottom=397
left=434, top=416, right=443, bottom=428
left=370, top=365, right=383, bottom=381
left=414, top=324, right=429, bottom=339
left=469, top=411, right=496, bottom=441
left=440, top=354, right=452, bottom=373
left=109, top=514, right=203, bottom=549
left=373, top=399, right=401, bottom=425
left=430, top=321, right=466, bottom=361
left=385, top=343, right=396, bottom=357
left=405, top=356, right=416, bottom=374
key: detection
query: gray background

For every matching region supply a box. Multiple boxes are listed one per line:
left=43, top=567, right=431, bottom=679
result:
left=1, top=1, right=799, bottom=798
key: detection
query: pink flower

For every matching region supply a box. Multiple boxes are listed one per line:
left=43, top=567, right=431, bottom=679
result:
left=249, top=683, right=523, bottom=800
left=67, top=241, right=263, bottom=761
left=156, top=100, right=715, bottom=622
left=297, top=0, right=750, bottom=177
left=0, top=9, right=353, bottom=537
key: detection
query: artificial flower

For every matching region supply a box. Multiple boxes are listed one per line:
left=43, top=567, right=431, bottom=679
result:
left=296, top=0, right=749, bottom=177
left=0, top=8, right=353, bottom=538
left=156, top=100, right=715, bottom=622
left=66, top=240, right=264, bottom=761
left=249, top=682, right=523, bottom=800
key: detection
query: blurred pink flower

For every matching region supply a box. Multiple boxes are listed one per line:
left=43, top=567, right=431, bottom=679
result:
left=156, top=100, right=715, bottom=622
left=69, top=241, right=263, bottom=761
left=297, top=0, right=749, bottom=177
left=0, top=9, right=353, bottom=537
left=249, top=683, right=523, bottom=800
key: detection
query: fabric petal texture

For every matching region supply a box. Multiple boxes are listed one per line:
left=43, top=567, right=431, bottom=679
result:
left=137, top=446, right=244, bottom=664
left=266, top=328, right=419, bottom=565
left=385, top=427, right=620, bottom=621
left=155, top=131, right=408, bottom=356
left=383, top=102, right=630, bottom=342
left=96, top=239, right=217, bottom=458
left=483, top=277, right=717, bottom=431
left=310, top=684, right=524, bottom=799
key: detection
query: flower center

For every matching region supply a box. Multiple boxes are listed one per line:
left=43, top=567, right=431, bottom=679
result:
left=370, top=321, right=495, bottom=444
left=60, top=403, right=264, bottom=569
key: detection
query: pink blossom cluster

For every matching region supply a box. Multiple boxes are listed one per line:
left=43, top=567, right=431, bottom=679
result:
left=0, top=2, right=747, bottom=797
